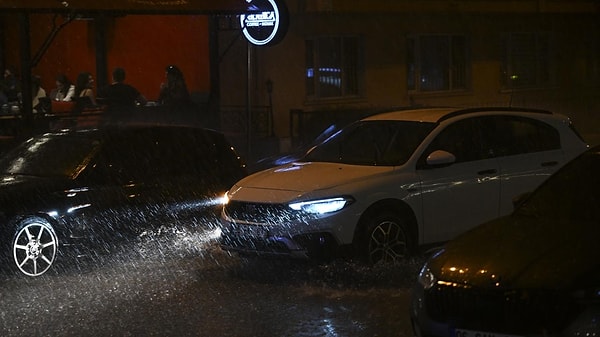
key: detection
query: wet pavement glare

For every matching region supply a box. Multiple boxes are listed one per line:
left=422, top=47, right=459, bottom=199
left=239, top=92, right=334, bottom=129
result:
left=0, top=228, right=422, bottom=337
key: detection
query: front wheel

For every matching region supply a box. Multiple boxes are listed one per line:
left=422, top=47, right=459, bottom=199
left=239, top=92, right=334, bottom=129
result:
left=361, top=211, right=412, bottom=265
left=12, top=217, right=58, bottom=277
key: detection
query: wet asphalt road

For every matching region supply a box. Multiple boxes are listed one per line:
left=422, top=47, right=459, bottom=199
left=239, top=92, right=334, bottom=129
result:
left=0, top=229, right=423, bottom=337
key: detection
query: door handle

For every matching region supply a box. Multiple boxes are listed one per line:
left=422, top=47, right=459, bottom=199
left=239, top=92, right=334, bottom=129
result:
left=541, top=161, right=558, bottom=167
left=477, top=169, right=497, bottom=175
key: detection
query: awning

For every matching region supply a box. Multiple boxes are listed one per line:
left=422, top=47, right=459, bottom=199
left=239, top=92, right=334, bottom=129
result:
left=0, top=0, right=255, bottom=14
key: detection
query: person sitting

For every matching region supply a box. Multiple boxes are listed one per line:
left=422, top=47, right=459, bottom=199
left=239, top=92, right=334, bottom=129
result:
left=0, top=66, right=21, bottom=104
left=98, top=67, right=147, bottom=121
left=31, top=75, right=49, bottom=114
left=158, top=64, right=192, bottom=109
left=73, top=72, right=97, bottom=114
left=49, top=74, right=75, bottom=102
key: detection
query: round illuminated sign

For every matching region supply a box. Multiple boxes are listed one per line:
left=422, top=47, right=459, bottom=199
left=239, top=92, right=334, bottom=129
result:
left=241, top=0, right=288, bottom=46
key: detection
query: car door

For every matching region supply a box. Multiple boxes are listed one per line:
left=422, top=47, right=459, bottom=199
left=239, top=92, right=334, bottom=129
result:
left=138, top=128, right=229, bottom=227
left=64, top=131, right=169, bottom=242
left=416, top=117, right=501, bottom=244
left=484, top=115, right=565, bottom=215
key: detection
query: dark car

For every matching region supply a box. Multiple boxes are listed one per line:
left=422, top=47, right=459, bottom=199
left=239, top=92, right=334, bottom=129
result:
left=0, top=125, right=246, bottom=277
left=411, top=145, right=600, bottom=336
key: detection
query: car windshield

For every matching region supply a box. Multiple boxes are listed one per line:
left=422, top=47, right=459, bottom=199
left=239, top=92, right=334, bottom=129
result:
left=515, top=148, right=600, bottom=222
left=0, top=132, right=99, bottom=178
left=302, top=120, right=435, bottom=166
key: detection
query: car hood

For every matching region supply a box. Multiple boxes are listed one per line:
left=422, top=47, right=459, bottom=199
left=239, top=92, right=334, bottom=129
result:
left=429, top=214, right=600, bottom=290
left=229, top=161, right=392, bottom=202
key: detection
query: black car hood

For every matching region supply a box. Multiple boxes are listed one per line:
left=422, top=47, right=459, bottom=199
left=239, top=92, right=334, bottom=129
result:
left=429, top=214, right=600, bottom=290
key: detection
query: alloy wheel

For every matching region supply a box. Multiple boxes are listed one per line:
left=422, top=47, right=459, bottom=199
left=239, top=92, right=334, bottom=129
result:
left=367, top=220, right=407, bottom=264
left=13, top=220, right=58, bottom=277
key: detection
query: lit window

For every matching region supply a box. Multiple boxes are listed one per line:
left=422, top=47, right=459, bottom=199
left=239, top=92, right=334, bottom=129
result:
left=305, top=36, right=362, bottom=99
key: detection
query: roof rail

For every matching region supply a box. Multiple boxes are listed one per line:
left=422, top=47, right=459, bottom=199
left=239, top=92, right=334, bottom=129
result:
left=438, top=106, right=552, bottom=123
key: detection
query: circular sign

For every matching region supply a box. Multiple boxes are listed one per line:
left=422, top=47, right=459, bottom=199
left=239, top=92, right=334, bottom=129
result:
left=240, top=0, right=288, bottom=46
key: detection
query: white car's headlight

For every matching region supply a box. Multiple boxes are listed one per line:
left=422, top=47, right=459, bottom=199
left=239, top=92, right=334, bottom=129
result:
left=288, top=196, right=354, bottom=214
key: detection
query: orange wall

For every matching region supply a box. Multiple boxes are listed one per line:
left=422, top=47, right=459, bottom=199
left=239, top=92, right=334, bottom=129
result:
left=3, top=14, right=210, bottom=101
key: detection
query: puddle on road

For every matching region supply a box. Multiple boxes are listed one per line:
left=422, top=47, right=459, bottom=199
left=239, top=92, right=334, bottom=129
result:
left=226, top=254, right=425, bottom=290
left=0, top=228, right=420, bottom=337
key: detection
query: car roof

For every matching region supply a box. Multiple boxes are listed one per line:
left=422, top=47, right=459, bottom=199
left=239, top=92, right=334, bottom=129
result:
left=53, top=123, right=221, bottom=138
left=363, top=106, right=554, bottom=123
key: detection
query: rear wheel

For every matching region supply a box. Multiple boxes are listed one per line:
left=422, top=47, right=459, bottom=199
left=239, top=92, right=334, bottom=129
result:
left=361, top=211, right=412, bottom=265
left=12, top=217, right=58, bottom=277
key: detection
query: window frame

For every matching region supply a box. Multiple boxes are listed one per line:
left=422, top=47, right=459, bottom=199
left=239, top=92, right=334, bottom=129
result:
left=407, top=34, right=471, bottom=93
left=305, top=35, right=364, bottom=101
left=501, top=31, right=557, bottom=90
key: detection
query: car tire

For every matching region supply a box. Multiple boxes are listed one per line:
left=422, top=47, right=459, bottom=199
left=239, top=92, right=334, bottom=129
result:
left=360, top=211, right=413, bottom=265
left=12, top=217, right=59, bottom=277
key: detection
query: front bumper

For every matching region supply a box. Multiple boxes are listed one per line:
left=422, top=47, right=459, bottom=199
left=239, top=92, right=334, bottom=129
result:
left=410, top=282, right=600, bottom=337
left=219, top=224, right=340, bottom=260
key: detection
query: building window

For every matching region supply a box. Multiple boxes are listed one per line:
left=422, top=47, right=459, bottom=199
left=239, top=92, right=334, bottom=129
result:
left=305, top=36, right=361, bottom=99
left=586, top=36, right=600, bottom=85
left=407, top=35, right=469, bottom=92
left=502, top=32, right=556, bottom=89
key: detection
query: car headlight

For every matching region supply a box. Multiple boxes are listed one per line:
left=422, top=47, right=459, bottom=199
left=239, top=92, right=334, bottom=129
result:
left=288, top=196, right=354, bottom=214
left=418, top=264, right=437, bottom=290
left=220, top=191, right=230, bottom=205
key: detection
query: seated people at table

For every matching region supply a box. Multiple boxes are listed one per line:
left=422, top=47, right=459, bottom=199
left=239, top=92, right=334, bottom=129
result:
left=97, top=67, right=147, bottom=119
left=49, top=74, right=75, bottom=102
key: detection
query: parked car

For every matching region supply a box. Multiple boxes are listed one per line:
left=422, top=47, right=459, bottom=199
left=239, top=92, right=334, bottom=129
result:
left=411, top=144, right=600, bottom=337
left=219, top=107, right=588, bottom=263
left=0, top=124, right=246, bottom=277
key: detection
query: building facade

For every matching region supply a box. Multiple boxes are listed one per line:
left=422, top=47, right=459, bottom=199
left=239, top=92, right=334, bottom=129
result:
left=217, top=0, right=600, bottom=157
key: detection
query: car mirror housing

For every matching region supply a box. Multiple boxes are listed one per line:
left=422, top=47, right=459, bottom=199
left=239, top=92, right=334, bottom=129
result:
left=512, top=191, right=532, bottom=209
left=426, top=150, right=456, bottom=167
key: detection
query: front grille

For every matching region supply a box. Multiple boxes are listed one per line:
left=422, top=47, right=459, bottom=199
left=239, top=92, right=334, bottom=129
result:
left=425, top=283, right=579, bottom=334
left=220, top=233, right=290, bottom=254
left=224, top=200, right=302, bottom=225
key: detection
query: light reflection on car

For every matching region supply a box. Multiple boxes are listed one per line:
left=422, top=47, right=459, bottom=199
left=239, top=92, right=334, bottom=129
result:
left=411, top=145, right=600, bottom=337
left=0, top=125, right=246, bottom=277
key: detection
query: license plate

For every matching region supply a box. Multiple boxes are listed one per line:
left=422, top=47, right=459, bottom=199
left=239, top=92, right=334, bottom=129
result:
left=230, top=224, right=268, bottom=239
left=455, top=329, right=522, bottom=337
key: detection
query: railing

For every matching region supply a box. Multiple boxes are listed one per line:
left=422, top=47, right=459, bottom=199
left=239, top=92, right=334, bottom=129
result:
left=219, top=105, right=272, bottom=138
left=219, top=105, right=277, bottom=162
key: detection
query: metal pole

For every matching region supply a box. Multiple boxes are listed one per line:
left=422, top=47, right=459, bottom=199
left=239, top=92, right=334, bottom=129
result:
left=18, top=13, right=33, bottom=136
left=246, top=42, right=252, bottom=160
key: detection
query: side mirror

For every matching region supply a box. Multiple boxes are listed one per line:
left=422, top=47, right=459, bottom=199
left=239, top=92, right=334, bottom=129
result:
left=512, top=191, right=532, bottom=209
left=426, top=150, right=456, bottom=167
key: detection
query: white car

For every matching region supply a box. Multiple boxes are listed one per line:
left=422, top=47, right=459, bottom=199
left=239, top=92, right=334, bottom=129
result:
left=219, top=107, right=588, bottom=264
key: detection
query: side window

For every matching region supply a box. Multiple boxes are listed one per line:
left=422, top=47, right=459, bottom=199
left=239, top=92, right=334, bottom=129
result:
left=423, top=119, right=487, bottom=164
left=150, top=130, right=214, bottom=177
left=89, top=139, right=152, bottom=184
left=487, top=116, right=560, bottom=157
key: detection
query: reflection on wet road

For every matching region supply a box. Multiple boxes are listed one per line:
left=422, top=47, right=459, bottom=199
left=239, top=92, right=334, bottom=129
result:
left=0, top=229, right=422, bottom=336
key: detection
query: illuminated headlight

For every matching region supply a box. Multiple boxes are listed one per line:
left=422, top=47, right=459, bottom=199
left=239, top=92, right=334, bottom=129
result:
left=288, top=196, right=354, bottom=214
left=418, top=264, right=437, bottom=290
left=220, top=192, right=230, bottom=205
